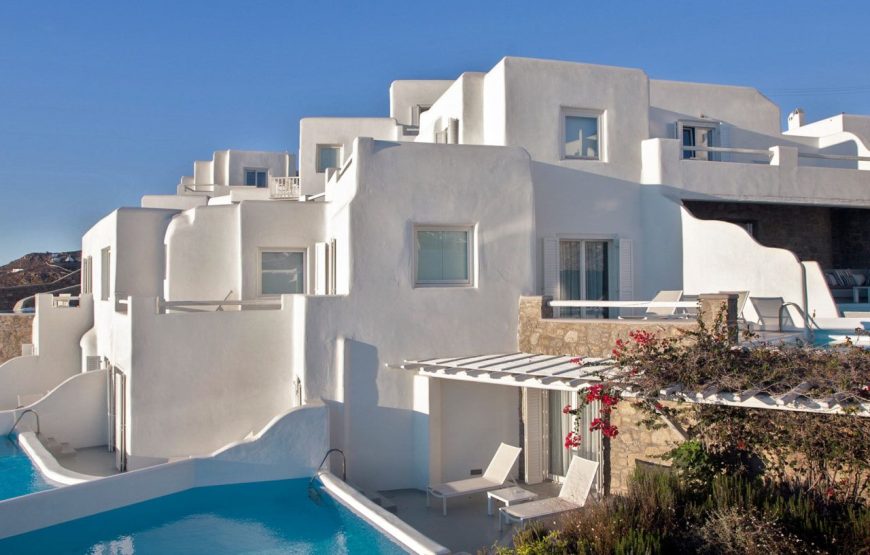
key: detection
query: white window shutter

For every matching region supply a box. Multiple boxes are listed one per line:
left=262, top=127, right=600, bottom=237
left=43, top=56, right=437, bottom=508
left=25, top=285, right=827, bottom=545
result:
left=618, top=238, right=633, bottom=301
left=522, top=388, right=545, bottom=484
left=314, top=242, right=328, bottom=295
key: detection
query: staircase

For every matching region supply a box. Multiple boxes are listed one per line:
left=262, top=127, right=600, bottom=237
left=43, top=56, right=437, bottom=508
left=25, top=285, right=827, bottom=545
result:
left=39, top=435, right=76, bottom=458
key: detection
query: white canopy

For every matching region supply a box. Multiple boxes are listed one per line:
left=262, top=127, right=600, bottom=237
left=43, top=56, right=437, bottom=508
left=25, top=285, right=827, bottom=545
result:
left=391, top=352, right=870, bottom=416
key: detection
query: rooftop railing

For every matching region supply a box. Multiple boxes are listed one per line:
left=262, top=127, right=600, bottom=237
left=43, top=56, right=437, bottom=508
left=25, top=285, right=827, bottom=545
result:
left=269, top=176, right=302, bottom=199
left=681, top=145, right=870, bottom=166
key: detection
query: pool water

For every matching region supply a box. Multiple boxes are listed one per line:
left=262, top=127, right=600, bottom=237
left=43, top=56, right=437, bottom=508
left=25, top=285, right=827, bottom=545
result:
left=0, top=478, right=407, bottom=554
left=0, top=435, right=53, bottom=501
left=813, top=329, right=870, bottom=347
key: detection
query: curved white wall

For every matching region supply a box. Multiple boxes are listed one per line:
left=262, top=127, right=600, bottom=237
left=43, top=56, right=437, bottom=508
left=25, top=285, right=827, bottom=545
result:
left=681, top=206, right=838, bottom=322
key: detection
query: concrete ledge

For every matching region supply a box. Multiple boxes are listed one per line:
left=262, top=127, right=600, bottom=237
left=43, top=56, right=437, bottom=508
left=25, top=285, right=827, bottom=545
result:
left=17, top=432, right=101, bottom=486
left=319, top=472, right=450, bottom=555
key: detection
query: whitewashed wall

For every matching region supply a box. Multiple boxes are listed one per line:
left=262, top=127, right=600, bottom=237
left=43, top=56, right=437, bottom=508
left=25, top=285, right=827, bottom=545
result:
left=295, top=138, right=535, bottom=490
left=298, top=118, right=400, bottom=195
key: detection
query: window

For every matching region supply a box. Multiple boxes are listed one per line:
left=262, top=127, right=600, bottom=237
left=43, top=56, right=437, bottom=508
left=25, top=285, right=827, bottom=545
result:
left=414, top=225, right=474, bottom=287
left=678, top=121, right=719, bottom=160
left=315, top=145, right=342, bottom=173
left=100, top=247, right=111, bottom=301
left=559, top=239, right=611, bottom=318
left=563, top=110, right=602, bottom=160
left=244, top=168, right=268, bottom=187
left=259, top=250, right=305, bottom=295
left=81, top=256, right=93, bottom=295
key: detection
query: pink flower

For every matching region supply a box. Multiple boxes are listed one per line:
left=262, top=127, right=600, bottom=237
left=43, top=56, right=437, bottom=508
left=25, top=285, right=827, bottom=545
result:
left=569, top=357, right=583, bottom=364
left=562, top=404, right=572, bottom=414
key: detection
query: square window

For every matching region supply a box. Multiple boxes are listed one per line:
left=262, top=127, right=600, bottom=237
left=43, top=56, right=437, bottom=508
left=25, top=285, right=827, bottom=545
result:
left=563, top=113, right=601, bottom=160
left=245, top=169, right=268, bottom=187
left=316, top=145, right=342, bottom=173
left=260, top=250, right=305, bottom=295
left=414, top=226, right=474, bottom=287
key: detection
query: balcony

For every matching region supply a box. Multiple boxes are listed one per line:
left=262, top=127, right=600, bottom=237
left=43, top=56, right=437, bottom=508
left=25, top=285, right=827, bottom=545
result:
left=641, top=139, right=870, bottom=206
left=269, top=176, right=302, bottom=199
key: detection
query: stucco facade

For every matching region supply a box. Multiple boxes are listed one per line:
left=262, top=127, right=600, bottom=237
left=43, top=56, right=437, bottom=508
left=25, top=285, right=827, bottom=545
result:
left=2, top=56, right=869, bottom=502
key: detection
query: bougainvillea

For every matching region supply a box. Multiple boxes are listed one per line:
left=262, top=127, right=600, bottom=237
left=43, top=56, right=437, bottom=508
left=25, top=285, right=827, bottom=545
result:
left=566, top=306, right=870, bottom=503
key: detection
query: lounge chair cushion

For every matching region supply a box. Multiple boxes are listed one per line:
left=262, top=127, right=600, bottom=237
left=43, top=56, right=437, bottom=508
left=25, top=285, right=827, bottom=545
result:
left=501, top=497, right=580, bottom=520
left=428, top=477, right=500, bottom=497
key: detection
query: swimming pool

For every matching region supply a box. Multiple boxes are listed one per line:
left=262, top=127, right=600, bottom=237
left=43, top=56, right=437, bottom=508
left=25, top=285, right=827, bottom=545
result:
left=813, top=329, right=870, bottom=347
left=0, top=478, right=408, bottom=554
left=0, top=435, right=53, bottom=501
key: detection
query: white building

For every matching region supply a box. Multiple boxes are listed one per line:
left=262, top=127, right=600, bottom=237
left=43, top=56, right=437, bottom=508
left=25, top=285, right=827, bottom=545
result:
left=2, top=57, right=869, bottom=502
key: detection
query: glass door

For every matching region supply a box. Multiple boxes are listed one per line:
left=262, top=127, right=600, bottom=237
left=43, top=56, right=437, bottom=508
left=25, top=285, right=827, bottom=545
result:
left=559, top=240, right=610, bottom=318
left=545, top=390, right=602, bottom=489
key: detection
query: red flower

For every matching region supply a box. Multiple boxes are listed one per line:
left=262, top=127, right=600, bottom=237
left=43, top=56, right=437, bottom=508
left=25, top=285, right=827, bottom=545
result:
left=564, top=432, right=581, bottom=449
left=736, top=439, right=746, bottom=450
left=569, top=357, right=583, bottom=364
left=562, top=404, right=572, bottom=414
left=628, top=330, right=654, bottom=346
left=602, top=425, right=619, bottom=438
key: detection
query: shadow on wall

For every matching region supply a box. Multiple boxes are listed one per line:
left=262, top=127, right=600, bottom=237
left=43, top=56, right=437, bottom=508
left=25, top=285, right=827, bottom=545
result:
left=342, top=339, right=423, bottom=492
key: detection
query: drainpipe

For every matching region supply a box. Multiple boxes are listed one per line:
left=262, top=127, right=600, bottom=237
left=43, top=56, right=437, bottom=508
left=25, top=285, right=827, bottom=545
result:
left=800, top=263, right=810, bottom=330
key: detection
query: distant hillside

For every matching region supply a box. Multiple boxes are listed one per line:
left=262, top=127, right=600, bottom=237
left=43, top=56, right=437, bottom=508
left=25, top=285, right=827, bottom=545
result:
left=0, top=251, right=81, bottom=311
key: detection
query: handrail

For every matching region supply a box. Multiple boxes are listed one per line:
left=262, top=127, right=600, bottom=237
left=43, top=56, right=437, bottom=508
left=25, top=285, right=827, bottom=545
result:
left=311, top=448, right=346, bottom=483
left=214, top=290, right=234, bottom=312
left=779, top=302, right=822, bottom=332
left=550, top=300, right=697, bottom=308
left=682, top=145, right=773, bottom=157
left=9, top=409, right=40, bottom=436
left=798, top=151, right=870, bottom=163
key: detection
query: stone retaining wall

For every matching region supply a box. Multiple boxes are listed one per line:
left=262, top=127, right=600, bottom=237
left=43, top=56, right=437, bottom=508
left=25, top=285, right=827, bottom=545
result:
left=0, top=314, right=33, bottom=365
left=609, top=400, right=685, bottom=493
left=518, top=296, right=698, bottom=358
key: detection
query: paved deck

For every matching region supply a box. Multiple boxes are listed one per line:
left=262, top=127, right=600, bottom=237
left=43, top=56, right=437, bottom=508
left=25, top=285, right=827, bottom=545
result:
left=59, top=446, right=121, bottom=477
left=382, top=482, right=561, bottom=554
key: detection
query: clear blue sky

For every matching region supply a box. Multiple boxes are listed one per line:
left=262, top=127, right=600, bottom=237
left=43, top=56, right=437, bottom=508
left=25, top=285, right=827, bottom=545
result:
left=1, top=1, right=868, bottom=263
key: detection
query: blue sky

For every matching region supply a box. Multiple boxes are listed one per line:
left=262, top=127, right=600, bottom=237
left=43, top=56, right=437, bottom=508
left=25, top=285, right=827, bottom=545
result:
left=1, top=1, right=868, bottom=263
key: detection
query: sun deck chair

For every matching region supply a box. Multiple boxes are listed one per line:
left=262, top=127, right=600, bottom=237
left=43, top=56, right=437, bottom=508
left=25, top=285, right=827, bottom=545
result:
left=749, top=296, right=795, bottom=331
left=427, top=442, right=521, bottom=516
left=500, top=456, right=599, bottom=530
left=619, top=290, right=684, bottom=319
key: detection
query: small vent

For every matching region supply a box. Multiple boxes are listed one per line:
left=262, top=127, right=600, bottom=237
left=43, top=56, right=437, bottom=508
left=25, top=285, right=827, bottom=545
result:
left=86, top=356, right=103, bottom=372
left=470, top=468, right=483, bottom=476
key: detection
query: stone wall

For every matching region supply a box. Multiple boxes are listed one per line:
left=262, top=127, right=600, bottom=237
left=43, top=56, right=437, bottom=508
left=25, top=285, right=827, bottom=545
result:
left=609, top=400, right=685, bottom=493
left=0, top=314, right=33, bottom=365
left=518, top=296, right=699, bottom=358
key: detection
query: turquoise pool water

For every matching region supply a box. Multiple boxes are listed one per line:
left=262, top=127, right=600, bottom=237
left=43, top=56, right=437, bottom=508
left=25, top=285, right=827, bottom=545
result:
left=0, top=479, right=407, bottom=554
left=813, top=329, right=870, bottom=347
left=0, top=435, right=53, bottom=501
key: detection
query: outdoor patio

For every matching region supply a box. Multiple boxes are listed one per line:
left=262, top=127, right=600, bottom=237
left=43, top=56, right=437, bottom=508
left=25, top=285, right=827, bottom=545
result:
left=382, top=481, right=562, bottom=554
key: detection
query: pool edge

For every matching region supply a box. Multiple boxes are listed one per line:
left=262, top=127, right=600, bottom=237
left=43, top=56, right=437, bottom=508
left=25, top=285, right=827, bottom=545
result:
left=318, top=471, right=450, bottom=555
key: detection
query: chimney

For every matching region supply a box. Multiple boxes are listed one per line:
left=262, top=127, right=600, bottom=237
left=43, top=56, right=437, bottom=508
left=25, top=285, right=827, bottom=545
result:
left=787, top=108, right=805, bottom=131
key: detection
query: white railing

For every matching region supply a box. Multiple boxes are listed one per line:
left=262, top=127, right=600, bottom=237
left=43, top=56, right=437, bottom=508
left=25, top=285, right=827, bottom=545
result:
left=549, top=300, right=697, bottom=308
left=681, top=145, right=870, bottom=165
left=269, top=176, right=302, bottom=199
left=158, top=298, right=282, bottom=314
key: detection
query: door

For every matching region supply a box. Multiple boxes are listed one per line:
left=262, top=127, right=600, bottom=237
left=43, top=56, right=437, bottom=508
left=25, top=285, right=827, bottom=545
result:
left=559, top=240, right=611, bottom=318
left=544, top=390, right=602, bottom=490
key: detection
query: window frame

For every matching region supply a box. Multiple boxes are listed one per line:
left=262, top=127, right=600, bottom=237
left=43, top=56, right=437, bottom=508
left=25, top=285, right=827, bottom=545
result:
left=413, top=224, right=476, bottom=288
left=100, top=247, right=111, bottom=301
left=676, top=119, right=720, bottom=161
left=243, top=167, right=269, bottom=188
left=561, top=108, right=605, bottom=161
left=257, top=248, right=308, bottom=297
left=315, top=144, right=343, bottom=174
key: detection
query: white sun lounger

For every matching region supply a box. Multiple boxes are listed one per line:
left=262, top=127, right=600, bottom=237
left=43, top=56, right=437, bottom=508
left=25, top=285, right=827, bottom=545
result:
left=427, top=442, right=521, bottom=516
left=619, top=290, right=684, bottom=319
left=500, top=456, right=598, bottom=530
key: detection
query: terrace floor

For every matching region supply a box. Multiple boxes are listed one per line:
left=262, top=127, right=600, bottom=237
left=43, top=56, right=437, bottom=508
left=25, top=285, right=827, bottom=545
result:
left=59, top=446, right=121, bottom=477
left=382, top=481, right=562, bottom=554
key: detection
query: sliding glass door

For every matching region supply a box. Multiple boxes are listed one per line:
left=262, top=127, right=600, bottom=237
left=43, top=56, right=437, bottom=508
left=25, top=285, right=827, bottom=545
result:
left=559, top=240, right=610, bottom=318
left=545, top=390, right=602, bottom=486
